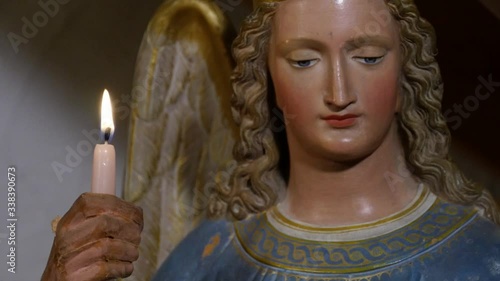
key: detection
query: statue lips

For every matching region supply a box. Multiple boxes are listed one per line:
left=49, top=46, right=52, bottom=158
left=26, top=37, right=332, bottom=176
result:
left=322, top=114, right=359, bottom=128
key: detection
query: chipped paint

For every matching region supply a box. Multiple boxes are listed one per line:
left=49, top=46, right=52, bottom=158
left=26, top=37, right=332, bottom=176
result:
left=202, top=232, right=221, bottom=258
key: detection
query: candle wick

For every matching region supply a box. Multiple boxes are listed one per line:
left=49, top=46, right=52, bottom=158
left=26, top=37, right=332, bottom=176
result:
left=104, top=127, right=112, bottom=143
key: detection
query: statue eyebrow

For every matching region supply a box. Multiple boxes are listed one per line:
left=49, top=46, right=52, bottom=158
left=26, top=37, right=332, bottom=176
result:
left=277, top=38, right=326, bottom=54
left=276, top=35, right=392, bottom=54
left=343, top=35, right=392, bottom=51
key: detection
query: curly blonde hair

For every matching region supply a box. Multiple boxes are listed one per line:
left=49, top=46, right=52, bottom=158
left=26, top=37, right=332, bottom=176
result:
left=208, top=0, right=500, bottom=223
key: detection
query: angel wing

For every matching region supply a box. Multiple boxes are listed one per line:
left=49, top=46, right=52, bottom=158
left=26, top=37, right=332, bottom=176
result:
left=123, top=0, right=237, bottom=279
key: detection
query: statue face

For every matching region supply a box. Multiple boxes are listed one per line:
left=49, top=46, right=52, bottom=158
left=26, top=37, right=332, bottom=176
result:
left=268, top=0, right=402, bottom=162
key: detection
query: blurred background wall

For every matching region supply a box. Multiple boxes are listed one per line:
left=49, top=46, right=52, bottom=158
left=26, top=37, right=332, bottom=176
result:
left=0, top=1, right=165, bottom=279
left=0, top=0, right=498, bottom=280
left=417, top=0, right=500, bottom=198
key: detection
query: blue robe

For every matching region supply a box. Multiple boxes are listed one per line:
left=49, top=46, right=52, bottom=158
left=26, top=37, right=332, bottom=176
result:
left=153, top=188, right=500, bottom=280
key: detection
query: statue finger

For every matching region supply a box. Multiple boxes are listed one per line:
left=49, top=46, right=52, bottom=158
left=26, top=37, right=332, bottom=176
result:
left=65, top=260, right=134, bottom=281
left=58, top=193, right=142, bottom=231
left=60, top=238, right=138, bottom=278
left=58, top=214, right=142, bottom=255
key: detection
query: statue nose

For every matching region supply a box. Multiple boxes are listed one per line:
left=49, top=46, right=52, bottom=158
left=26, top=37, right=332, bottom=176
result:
left=324, top=58, right=355, bottom=109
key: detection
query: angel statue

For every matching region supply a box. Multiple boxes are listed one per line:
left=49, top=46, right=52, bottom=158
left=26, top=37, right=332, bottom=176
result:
left=41, top=0, right=500, bottom=280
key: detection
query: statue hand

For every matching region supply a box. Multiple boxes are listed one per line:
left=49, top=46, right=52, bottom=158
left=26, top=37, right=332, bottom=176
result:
left=41, top=193, right=144, bottom=281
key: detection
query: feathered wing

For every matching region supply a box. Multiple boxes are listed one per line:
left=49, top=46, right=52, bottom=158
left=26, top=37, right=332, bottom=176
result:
left=123, top=1, right=236, bottom=279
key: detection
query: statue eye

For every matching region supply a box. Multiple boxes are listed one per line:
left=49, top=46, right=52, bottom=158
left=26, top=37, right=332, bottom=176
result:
left=355, top=56, right=384, bottom=65
left=290, top=59, right=319, bottom=68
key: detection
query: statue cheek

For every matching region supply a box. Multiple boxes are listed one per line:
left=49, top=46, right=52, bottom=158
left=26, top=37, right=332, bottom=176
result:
left=272, top=77, right=291, bottom=111
left=396, top=90, right=402, bottom=113
left=396, top=76, right=404, bottom=113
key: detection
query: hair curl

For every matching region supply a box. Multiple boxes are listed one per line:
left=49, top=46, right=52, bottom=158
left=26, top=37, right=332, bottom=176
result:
left=208, top=0, right=500, bottom=223
left=208, top=4, right=283, bottom=220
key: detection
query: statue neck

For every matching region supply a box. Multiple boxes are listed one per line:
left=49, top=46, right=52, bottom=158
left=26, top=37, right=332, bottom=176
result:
left=273, top=184, right=433, bottom=241
left=280, top=123, right=420, bottom=227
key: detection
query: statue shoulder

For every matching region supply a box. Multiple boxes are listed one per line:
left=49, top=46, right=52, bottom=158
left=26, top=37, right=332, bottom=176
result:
left=435, top=213, right=500, bottom=278
left=461, top=214, right=500, bottom=250
left=152, top=218, right=235, bottom=281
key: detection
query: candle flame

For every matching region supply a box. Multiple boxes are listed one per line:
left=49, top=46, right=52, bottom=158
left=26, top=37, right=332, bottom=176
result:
left=101, top=89, right=115, bottom=142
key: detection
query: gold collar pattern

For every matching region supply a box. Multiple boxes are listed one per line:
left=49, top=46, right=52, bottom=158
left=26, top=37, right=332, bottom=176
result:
left=233, top=187, right=477, bottom=274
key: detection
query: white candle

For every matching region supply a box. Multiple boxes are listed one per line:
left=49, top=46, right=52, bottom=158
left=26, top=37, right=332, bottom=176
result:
left=91, top=89, right=116, bottom=194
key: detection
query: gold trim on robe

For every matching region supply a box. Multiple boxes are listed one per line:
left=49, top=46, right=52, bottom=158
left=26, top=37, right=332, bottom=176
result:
left=234, top=186, right=477, bottom=274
